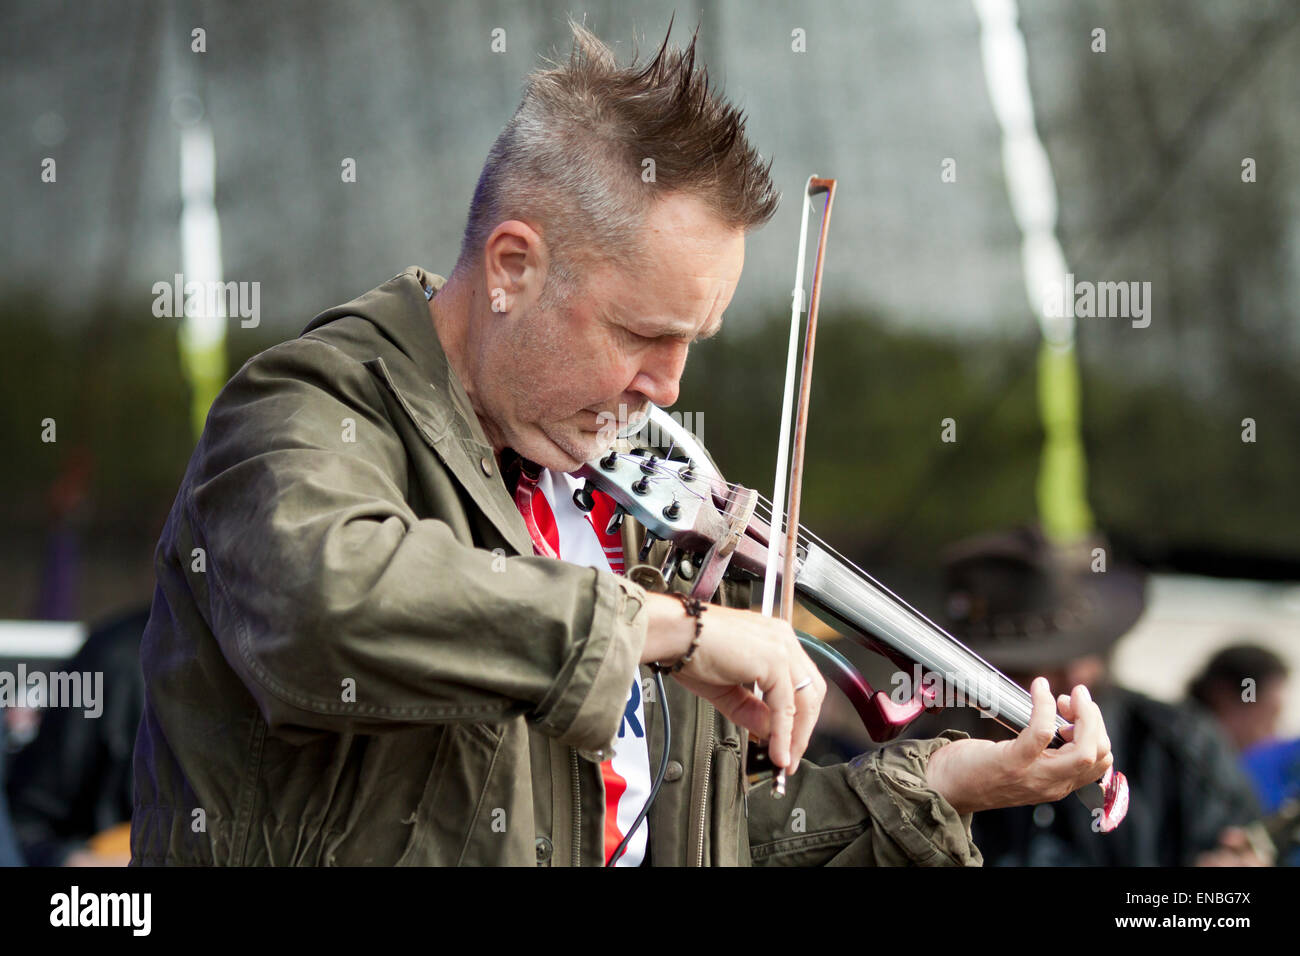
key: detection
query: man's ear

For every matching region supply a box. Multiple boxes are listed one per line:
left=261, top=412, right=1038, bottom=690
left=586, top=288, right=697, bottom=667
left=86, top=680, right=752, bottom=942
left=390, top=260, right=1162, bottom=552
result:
left=482, top=219, right=547, bottom=315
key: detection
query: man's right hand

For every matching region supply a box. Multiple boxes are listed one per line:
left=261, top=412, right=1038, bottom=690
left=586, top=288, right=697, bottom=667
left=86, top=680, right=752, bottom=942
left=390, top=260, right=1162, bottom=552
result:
left=641, top=591, right=826, bottom=776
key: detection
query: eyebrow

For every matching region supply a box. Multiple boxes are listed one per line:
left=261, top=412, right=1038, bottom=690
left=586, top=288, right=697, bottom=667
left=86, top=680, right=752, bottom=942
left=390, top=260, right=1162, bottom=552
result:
left=616, top=308, right=724, bottom=344
left=694, top=316, right=724, bottom=342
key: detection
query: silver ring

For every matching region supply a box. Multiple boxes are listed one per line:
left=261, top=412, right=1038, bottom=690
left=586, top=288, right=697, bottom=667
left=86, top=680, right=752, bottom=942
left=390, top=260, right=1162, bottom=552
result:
left=793, top=677, right=813, bottom=692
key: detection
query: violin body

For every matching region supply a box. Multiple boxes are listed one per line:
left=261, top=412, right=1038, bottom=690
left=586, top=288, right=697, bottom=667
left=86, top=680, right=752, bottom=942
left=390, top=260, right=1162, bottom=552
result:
left=578, top=417, right=1129, bottom=830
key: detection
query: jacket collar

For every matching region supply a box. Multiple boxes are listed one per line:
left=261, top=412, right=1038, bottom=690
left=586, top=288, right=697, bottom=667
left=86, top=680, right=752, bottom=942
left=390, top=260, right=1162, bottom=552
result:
left=301, top=266, right=464, bottom=432
left=301, top=266, right=537, bottom=557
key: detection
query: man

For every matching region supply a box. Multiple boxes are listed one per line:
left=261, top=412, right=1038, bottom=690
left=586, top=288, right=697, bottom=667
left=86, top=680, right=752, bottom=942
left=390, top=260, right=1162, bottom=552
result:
left=6, top=606, right=146, bottom=867
left=905, top=525, right=1265, bottom=866
left=1187, top=643, right=1289, bottom=753
left=1188, top=644, right=1300, bottom=864
left=130, top=21, right=1114, bottom=866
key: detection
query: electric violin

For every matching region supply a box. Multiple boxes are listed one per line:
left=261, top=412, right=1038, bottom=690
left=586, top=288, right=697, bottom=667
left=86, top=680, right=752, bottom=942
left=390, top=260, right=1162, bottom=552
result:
left=577, top=175, right=1129, bottom=831
left=575, top=430, right=1126, bottom=829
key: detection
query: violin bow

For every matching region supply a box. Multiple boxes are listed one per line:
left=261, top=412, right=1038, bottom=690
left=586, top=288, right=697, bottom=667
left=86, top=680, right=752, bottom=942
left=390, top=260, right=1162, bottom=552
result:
left=763, top=176, right=837, bottom=797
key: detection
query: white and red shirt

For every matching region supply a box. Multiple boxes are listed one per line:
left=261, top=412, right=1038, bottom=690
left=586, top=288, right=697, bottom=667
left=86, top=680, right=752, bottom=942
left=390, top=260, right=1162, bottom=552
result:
left=510, top=463, right=651, bottom=867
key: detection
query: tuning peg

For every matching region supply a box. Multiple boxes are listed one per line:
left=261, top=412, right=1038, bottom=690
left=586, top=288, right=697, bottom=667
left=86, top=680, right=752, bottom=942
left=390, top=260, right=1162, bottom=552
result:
left=632, top=476, right=650, bottom=496
left=571, top=479, right=595, bottom=513
left=638, top=531, right=659, bottom=563
left=605, top=506, right=626, bottom=536
left=678, top=459, right=696, bottom=483
left=661, top=544, right=680, bottom=585
left=600, top=450, right=619, bottom=470
left=662, top=498, right=681, bottom=521
left=639, top=455, right=659, bottom=476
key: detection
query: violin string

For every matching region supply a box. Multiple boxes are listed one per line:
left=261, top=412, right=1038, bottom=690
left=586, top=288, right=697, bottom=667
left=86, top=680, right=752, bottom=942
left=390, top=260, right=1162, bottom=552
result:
left=615, top=452, right=928, bottom=613
left=810, top=550, right=1036, bottom=720
left=625, top=453, right=856, bottom=569
left=607, top=452, right=1038, bottom=722
left=616, top=452, right=827, bottom=556
left=612, top=452, right=1011, bottom=657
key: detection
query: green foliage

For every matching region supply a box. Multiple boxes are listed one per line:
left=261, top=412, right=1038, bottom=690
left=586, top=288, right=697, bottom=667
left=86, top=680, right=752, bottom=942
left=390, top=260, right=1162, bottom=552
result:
left=0, top=300, right=281, bottom=540
left=679, top=308, right=1300, bottom=566
left=2, top=295, right=1295, bottom=621
left=677, top=309, right=1043, bottom=563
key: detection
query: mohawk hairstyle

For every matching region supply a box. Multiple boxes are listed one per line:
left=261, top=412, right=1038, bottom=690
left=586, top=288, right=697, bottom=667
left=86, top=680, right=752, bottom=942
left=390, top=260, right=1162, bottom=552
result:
left=454, top=14, right=780, bottom=306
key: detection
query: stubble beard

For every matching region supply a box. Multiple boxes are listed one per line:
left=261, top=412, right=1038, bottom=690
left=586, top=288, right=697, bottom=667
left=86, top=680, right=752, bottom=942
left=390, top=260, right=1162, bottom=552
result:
left=500, top=296, right=649, bottom=472
left=499, top=302, right=602, bottom=471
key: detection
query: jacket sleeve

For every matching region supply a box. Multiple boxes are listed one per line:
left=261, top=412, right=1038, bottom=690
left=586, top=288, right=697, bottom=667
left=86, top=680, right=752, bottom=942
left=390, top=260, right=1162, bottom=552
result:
left=747, top=731, right=983, bottom=866
left=181, top=336, right=647, bottom=751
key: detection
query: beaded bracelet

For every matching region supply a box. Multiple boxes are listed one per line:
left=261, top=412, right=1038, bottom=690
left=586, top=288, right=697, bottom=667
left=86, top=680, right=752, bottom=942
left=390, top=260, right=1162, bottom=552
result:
left=652, top=591, right=706, bottom=674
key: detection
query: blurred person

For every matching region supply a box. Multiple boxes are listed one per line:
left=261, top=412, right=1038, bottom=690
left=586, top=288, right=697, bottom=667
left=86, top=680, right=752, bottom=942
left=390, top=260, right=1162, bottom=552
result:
left=904, top=525, right=1265, bottom=866
left=1187, top=643, right=1289, bottom=752
left=130, top=22, right=1117, bottom=866
left=0, top=721, right=25, bottom=866
left=1186, top=644, right=1297, bottom=861
left=6, top=606, right=147, bottom=866
left=33, top=448, right=93, bottom=622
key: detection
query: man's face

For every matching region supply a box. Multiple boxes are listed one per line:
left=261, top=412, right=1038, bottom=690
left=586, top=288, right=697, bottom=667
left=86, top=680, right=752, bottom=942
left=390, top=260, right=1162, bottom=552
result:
left=472, top=191, right=745, bottom=472
left=1210, top=675, right=1287, bottom=751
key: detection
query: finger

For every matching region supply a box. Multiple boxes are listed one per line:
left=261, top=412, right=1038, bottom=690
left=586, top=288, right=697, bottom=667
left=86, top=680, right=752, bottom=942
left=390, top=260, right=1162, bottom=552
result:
left=1057, top=693, right=1075, bottom=721
left=786, top=642, right=826, bottom=774
left=702, top=683, right=771, bottom=743
left=1012, top=677, right=1056, bottom=765
left=761, top=665, right=796, bottom=773
left=786, top=661, right=825, bottom=777
left=1055, top=692, right=1079, bottom=742
left=1068, top=684, right=1102, bottom=770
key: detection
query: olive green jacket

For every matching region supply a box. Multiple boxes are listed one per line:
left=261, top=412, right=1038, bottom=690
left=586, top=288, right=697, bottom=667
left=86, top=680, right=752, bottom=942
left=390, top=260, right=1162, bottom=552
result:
left=129, top=266, right=983, bottom=867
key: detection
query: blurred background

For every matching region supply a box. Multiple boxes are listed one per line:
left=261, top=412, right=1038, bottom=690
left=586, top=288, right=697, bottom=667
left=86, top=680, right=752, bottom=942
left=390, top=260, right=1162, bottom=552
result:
left=1, top=0, right=1297, bottom=865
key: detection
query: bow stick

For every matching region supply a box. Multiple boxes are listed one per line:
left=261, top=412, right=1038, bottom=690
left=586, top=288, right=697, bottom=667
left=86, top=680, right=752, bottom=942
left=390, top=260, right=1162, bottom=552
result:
left=763, top=176, right=837, bottom=797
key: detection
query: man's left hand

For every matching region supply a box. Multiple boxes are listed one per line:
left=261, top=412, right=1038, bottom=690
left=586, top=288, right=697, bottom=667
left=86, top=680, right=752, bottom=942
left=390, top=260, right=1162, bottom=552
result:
left=923, top=678, right=1114, bottom=815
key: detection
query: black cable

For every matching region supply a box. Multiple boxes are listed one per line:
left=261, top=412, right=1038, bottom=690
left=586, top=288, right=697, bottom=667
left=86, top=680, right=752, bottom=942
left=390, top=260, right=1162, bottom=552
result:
left=606, top=669, right=670, bottom=867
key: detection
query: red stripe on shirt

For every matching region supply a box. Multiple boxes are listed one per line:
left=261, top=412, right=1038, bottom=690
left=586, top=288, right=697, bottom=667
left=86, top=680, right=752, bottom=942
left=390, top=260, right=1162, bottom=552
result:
left=511, top=474, right=645, bottom=865
left=601, top=763, right=629, bottom=864
left=587, top=489, right=625, bottom=573
left=528, top=481, right=561, bottom=557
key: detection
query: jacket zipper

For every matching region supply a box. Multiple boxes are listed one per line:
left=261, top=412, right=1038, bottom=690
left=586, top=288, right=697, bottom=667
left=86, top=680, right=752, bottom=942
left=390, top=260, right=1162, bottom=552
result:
left=569, top=747, right=581, bottom=866
left=695, top=710, right=715, bottom=867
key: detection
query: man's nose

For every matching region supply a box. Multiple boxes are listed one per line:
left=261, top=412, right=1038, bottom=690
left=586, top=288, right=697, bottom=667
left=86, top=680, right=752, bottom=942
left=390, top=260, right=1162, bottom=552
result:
left=628, top=342, right=687, bottom=408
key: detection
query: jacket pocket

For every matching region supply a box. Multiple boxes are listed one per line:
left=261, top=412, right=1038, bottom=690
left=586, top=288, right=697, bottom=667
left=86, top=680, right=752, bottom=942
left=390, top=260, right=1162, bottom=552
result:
left=708, top=734, right=745, bottom=866
left=393, top=721, right=507, bottom=866
left=465, top=720, right=504, bottom=747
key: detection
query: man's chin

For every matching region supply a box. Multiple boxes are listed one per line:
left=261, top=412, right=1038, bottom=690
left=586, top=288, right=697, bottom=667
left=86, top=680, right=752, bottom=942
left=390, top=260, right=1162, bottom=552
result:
left=523, top=429, right=608, bottom=473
